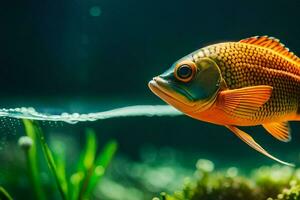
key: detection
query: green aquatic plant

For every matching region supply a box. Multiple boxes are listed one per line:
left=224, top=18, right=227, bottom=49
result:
left=70, top=129, right=118, bottom=200
left=21, top=119, right=117, bottom=200
left=154, top=160, right=300, bottom=200
left=21, top=122, right=46, bottom=200
left=0, top=186, right=13, bottom=200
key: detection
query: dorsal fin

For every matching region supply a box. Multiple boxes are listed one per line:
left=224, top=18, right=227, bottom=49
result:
left=239, top=36, right=300, bottom=65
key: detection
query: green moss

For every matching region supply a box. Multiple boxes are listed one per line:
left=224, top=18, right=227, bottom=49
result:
left=155, top=160, right=300, bottom=200
left=271, top=180, right=300, bottom=200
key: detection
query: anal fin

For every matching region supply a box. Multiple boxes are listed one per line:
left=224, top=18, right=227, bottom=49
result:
left=226, top=125, right=294, bottom=167
left=262, top=122, right=291, bottom=142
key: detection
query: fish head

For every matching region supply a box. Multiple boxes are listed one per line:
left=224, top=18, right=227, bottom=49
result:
left=148, top=55, right=223, bottom=114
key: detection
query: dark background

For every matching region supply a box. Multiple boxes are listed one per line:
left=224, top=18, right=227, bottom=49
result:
left=1, top=0, right=300, bottom=167
left=2, top=0, right=299, bottom=97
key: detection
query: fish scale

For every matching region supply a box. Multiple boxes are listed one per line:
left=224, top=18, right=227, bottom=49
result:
left=149, top=36, right=300, bottom=166
left=192, top=42, right=300, bottom=123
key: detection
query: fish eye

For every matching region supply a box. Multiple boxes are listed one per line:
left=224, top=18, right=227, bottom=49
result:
left=174, top=62, right=196, bottom=82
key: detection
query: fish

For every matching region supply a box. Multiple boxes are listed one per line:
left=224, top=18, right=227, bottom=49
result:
left=148, top=36, right=300, bottom=166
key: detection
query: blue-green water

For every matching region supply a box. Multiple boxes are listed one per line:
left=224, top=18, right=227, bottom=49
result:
left=1, top=0, right=300, bottom=199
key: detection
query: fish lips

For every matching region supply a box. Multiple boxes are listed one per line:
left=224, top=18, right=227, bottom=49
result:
left=148, top=76, right=196, bottom=110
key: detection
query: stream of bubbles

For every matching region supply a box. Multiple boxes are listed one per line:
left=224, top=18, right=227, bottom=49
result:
left=0, top=105, right=183, bottom=124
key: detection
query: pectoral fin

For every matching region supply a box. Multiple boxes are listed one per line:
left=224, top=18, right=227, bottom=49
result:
left=262, top=122, right=291, bottom=142
left=226, top=125, right=294, bottom=167
left=218, top=85, right=273, bottom=119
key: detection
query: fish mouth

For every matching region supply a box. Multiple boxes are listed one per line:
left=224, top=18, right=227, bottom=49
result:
left=148, top=77, right=195, bottom=111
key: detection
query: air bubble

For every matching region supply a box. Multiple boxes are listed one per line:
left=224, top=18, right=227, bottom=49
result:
left=89, top=6, right=102, bottom=17
left=0, top=105, right=182, bottom=124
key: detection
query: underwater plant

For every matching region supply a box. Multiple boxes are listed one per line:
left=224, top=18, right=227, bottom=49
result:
left=0, top=186, right=13, bottom=200
left=3, top=119, right=117, bottom=200
left=154, top=160, right=300, bottom=200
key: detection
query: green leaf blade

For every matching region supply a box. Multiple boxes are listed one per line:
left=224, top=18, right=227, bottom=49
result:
left=0, top=187, right=13, bottom=200
left=22, top=119, right=46, bottom=200
left=25, top=120, right=68, bottom=200
left=85, top=140, right=118, bottom=197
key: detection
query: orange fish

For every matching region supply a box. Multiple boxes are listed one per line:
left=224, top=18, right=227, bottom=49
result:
left=148, top=36, right=300, bottom=166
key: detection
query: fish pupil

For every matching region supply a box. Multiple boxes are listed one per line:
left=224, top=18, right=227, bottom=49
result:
left=177, top=64, right=192, bottom=79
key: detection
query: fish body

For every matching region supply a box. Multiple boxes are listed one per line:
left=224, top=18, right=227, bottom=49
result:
left=190, top=40, right=300, bottom=126
left=149, top=36, right=300, bottom=166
